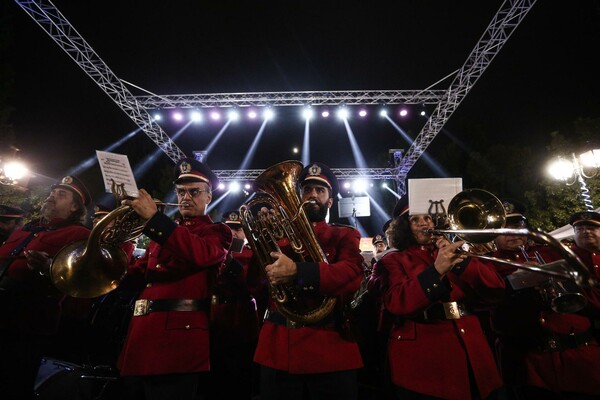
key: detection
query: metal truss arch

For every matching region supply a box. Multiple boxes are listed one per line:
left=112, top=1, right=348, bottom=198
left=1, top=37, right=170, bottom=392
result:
left=134, top=90, right=446, bottom=109
left=16, top=0, right=537, bottom=195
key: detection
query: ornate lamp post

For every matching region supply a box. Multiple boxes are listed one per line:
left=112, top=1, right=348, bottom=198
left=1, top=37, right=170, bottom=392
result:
left=547, top=149, right=600, bottom=211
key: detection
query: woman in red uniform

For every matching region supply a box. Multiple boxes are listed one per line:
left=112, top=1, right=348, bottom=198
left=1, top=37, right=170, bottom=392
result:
left=369, top=200, right=506, bottom=400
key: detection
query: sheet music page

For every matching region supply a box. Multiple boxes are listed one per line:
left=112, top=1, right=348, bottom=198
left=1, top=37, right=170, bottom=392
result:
left=408, top=178, right=463, bottom=215
left=96, top=150, right=139, bottom=197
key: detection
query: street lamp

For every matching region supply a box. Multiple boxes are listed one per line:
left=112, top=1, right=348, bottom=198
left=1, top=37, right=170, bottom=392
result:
left=0, top=147, right=29, bottom=186
left=547, top=149, right=600, bottom=211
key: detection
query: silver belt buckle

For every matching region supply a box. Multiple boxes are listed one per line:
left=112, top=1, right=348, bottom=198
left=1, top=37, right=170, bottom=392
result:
left=133, top=299, right=151, bottom=316
left=443, top=302, right=461, bottom=319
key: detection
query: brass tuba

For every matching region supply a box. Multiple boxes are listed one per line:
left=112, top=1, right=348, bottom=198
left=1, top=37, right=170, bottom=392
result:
left=50, top=182, right=147, bottom=298
left=239, top=160, right=336, bottom=324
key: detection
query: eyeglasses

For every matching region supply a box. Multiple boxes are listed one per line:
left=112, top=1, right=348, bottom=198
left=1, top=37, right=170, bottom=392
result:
left=574, top=225, right=599, bottom=232
left=175, top=188, right=209, bottom=198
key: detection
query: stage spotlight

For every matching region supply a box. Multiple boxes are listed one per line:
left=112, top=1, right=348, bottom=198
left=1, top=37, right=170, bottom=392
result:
left=227, top=110, right=240, bottom=121
left=210, top=111, right=221, bottom=121
left=293, top=147, right=299, bottom=154
left=229, top=181, right=241, bottom=193
left=302, top=107, right=314, bottom=120
left=321, top=110, right=330, bottom=118
left=153, top=113, right=162, bottom=121
left=244, top=183, right=252, bottom=190
left=382, top=182, right=388, bottom=188
left=248, top=110, right=258, bottom=119
left=420, top=110, right=426, bottom=116
left=337, top=107, right=349, bottom=120
left=352, top=179, right=368, bottom=193
left=358, top=109, right=367, bottom=118
left=379, top=109, right=388, bottom=117
left=399, top=108, right=408, bottom=117
left=264, top=108, right=275, bottom=121
left=217, top=183, right=226, bottom=190
left=342, top=181, right=351, bottom=189
left=173, top=112, right=184, bottom=121
left=190, top=111, right=202, bottom=122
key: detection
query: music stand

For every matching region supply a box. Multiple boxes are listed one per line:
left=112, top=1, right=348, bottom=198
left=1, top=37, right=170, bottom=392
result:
left=338, top=196, right=371, bottom=218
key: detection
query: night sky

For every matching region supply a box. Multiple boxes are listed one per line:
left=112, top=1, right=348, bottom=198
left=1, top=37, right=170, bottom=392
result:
left=4, top=1, right=600, bottom=234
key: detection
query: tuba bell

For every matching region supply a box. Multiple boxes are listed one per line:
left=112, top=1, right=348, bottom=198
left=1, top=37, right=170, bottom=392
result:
left=239, top=160, right=336, bottom=324
left=50, top=181, right=147, bottom=298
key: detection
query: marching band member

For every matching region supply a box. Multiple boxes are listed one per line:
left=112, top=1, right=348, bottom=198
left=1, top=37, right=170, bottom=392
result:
left=0, top=204, right=27, bottom=244
left=369, top=196, right=506, bottom=400
left=0, top=175, right=92, bottom=400
left=117, top=158, right=232, bottom=400
left=207, top=210, right=262, bottom=399
left=490, top=205, right=600, bottom=399
left=254, top=162, right=364, bottom=400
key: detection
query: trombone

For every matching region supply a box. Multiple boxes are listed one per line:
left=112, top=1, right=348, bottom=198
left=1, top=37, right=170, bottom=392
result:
left=425, top=189, right=595, bottom=289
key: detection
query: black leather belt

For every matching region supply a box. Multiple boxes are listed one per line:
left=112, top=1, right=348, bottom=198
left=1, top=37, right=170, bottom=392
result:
left=422, top=302, right=471, bottom=321
left=133, top=298, right=210, bottom=316
left=264, top=309, right=336, bottom=329
left=538, top=330, right=595, bottom=352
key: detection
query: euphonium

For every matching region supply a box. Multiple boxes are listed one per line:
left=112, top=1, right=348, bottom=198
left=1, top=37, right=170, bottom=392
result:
left=239, top=160, right=336, bottom=324
left=50, top=181, right=151, bottom=298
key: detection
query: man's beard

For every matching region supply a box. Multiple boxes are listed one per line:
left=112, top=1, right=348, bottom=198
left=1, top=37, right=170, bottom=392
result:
left=305, top=201, right=328, bottom=222
left=40, top=201, right=56, bottom=220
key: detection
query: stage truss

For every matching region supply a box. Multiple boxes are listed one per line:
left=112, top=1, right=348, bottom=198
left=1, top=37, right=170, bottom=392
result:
left=15, top=0, right=537, bottom=194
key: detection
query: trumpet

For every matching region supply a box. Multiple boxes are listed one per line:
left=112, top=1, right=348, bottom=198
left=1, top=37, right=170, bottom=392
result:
left=424, top=189, right=595, bottom=288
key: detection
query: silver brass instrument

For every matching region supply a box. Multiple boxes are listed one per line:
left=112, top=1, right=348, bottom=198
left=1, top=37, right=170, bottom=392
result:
left=50, top=181, right=176, bottom=298
left=426, top=189, right=595, bottom=288
left=238, top=160, right=336, bottom=324
left=519, top=246, right=588, bottom=313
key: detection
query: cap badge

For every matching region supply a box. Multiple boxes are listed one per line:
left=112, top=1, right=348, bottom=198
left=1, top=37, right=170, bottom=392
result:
left=62, top=176, right=73, bottom=185
left=228, top=212, right=239, bottom=221
left=179, top=161, right=191, bottom=174
left=375, top=235, right=383, bottom=241
left=308, top=164, right=322, bottom=176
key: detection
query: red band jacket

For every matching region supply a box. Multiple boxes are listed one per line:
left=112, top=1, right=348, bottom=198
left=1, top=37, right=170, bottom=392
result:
left=372, top=245, right=505, bottom=400
left=0, top=218, right=90, bottom=335
left=490, top=244, right=600, bottom=395
left=253, top=220, right=364, bottom=374
left=117, top=212, right=231, bottom=376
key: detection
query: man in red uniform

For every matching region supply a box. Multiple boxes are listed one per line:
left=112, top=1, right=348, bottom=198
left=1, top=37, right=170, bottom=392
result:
left=0, top=204, right=27, bottom=244
left=0, top=175, right=92, bottom=400
left=117, top=158, right=232, bottom=400
left=490, top=204, right=600, bottom=399
left=254, top=162, right=364, bottom=400
left=208, top=210, right=261, bottom=399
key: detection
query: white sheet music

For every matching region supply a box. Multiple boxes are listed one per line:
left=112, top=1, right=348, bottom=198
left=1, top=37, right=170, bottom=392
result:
left=96, top=150, right=139, bottom=197
left=408, top=178, right=463, bottom=215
